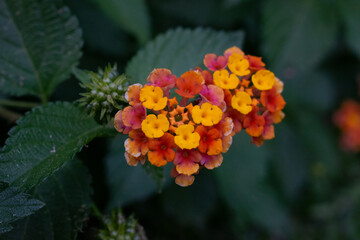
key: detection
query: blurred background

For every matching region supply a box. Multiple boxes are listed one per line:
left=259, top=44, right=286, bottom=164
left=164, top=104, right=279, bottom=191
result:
left=1, top=0, right=360, bottom=239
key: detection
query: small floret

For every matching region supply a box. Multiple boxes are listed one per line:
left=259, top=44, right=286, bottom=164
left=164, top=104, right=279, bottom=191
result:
left=231, top=91, right=253, bottom=115
left=140, top=85, right=168, bottom=110
left=192, top=102, right=223, bottom=126
left=141, top=114, right=169, bottom=138
left=213, top=69, right=239, bottom=89
left=175, top=71, right=204, bottom=98
left=252, top=69, right=275, bottom=90
left=228, top=53, right=250, bottom=76
left=174, top=124, right=200, bottom=149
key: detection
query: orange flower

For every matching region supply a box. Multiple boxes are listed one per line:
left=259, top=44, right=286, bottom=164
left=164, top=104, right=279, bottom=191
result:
left=124, top=129, right=149, bottom=157
left=243, top=106, right=265, bottom=137
left=125, top=84, right=142, bottom=105
left=245, top=55, right=265, bottom=71
left=260, top=87, right=286, bottom=113
left=125, top=152, right=146, bottom=166
left=200, top=153, right=223, bottom=169
left=169, top=105, right=190, bottom=127
left=175, top=71, right=204, bottom=98
left=213, top=117, right=234, bottom=137
left=114, top=110, right=131, bottom=134
left=195, top=125, right=222, bottom=155
left=148, top=133, right=176, bottom=167
left=170, top=167, right=195, bottom=187
left=174, top=149, right=202, bottom=176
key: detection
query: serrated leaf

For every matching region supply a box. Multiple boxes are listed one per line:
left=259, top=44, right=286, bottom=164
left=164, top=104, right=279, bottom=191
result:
left=0, top=183, right=44, bottom=235
left=0, top=0, right=82, bottom=101
left=3, top=158, right=93, bottom=240
left=105, top=135, right=159, bottom=210
left=89, top=0, right=150, bottom=45
left=126, top=27, right=244, bottom=83
left=216, top=133, right=289, bottom=233
left=338, top=0, right=360, bottom=58
left=262, top=0, right=338, bottom=76
left=0, top=102, right=114, bottom=191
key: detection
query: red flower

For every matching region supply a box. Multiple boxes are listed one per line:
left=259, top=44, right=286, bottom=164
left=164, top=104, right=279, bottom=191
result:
left=148, top=133, right=176, bottom=167
left=175, top=71, right=204, bottom=98
left=260, top=87, right=286, bottom=113
left=245, top=55, right=265, bottom=71
left=195, top=125, right=223, bottom=155
left=174, top=149, right=202, bottom=176
left=243, top=106, right=265, bottom=137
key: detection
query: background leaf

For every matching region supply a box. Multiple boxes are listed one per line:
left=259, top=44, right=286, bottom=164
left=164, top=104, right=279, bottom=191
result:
left=126, top=27, right=244, bottom=83
left=3, top=158, right=93, bottom=240
left=338, top=0, right=360, bottom=58
left=0, top=182, right=44, bottom=235
left=216, top=133, right=289, bottom=233
left=262, top=0, right=338, bottom=77
left=105, top=135, right=159, bottom=210
left=89, top=0, right=151, bottom=45
left=0, top=0, right=82, bottom=101
left=0, top=102, right=113, bottom=191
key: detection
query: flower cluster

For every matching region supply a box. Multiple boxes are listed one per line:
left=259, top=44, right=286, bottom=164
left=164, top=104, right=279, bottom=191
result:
left=114, top=46, right=286, bottom=187
left=333, top=100, right=360, bottom=152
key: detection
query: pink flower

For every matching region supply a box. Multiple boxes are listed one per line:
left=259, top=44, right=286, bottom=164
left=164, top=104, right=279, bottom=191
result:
left=203, top=54, right=228, bottom=71
left=122, top=103, right=146, bottom=129
left=173, top=149, right=202, bottom=176
left=147, top=68, right=176, bottom=95
left=114, top=110, right=131, bottom=134
left=200, top=153, right=223, bottom=169
left=200, top=84, right=225, bottom=108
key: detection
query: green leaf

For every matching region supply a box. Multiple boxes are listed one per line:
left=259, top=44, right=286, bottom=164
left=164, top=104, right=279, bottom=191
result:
left=105, top=135, right=159, bottom=210
left=89, top=0, right=151, bottom=45
left=0, top=102, right=113, bottom=191
left=216, top=133, right=289, bottom=233
left=126, top=27, right=244, bottom=83
left=0, top=0, right=83, bottom=101
left=338, top=0, right=360, bottom=58
left=0, top=182, right=44, bottom=235
left=262, top=0, right=338, bottom=76
left=3, top=158, right=93, bottom=240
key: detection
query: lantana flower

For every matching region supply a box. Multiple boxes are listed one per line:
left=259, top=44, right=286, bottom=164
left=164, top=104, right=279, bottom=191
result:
left=114, top=45, right=286, bottom=187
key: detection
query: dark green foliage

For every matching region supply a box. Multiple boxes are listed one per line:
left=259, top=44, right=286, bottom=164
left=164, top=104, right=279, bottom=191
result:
left=3, top=159, right=93, bottom=240
left=126, top=28, right=244, bottom=84
left=0, top=182, right=44, bottom=234
left=0, top=0, right=82, bottom=102
left=0, top=102, right=113, bottom=191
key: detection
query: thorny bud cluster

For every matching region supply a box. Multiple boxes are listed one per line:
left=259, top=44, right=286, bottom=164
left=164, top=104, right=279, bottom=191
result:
left=98, top=209, right=147, bottom=240
left=78, top=64, right=128, bottom=123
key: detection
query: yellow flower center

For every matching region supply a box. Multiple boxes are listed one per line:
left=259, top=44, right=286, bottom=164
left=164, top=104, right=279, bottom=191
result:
left=141, top=114, right=169, bottom=138
left=213, top=69, right=239, bottom=90
left=174, top=124, right=200, bottom=149
left=228, top=53, right=250, bottom=76
left=140, top=85, right=168, bottom=110
left=191, top=102, right=223, bottom=126
left=231, top=91, right=252, bottom=114
left=251, top=69, right=275, bottom=90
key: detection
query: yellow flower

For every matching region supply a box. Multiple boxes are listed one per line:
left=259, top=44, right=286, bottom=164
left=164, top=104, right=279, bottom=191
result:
left=252, top=69, right=275, bottom=90
left=232, top=91, right=252, bottom=114
left=191, top=102, right=223, bottom=126
left=141, top=114, right=169, bottom=138
left=228, top=53, right=250, bottom=76
left=140, top=85, right=168, bottom=110
left=174, top=124, right=200, bottom=149
left=213, top=69, right=239, bottom=89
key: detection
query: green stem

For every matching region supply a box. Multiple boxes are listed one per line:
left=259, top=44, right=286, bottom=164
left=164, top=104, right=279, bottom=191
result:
left=0, top=99, right=40, bottom=109
left=92, top=203, right=103, bottom=220
left=0, top=107, right=21, bottom=122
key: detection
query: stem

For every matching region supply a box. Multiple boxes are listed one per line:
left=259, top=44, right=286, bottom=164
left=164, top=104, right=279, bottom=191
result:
left=91, top=203, right=103, bottom=220
left=0, top=107, right=21, bottom=123
left=0, top=99, right=40, bottom=109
